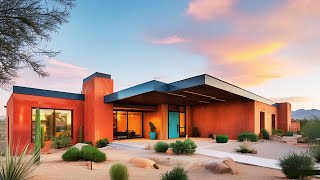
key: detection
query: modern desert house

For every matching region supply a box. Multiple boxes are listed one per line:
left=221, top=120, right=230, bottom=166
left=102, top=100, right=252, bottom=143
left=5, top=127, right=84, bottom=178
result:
left=6, top=72, right=291, bottom=150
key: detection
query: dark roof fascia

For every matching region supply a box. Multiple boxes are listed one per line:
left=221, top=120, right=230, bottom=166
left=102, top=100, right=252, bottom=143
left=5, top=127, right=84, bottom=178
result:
left=13, top=86, right=85, bottom=101
left=83, top=72, right=111, bottom=83
left=104, top=80, right=169, bottom=103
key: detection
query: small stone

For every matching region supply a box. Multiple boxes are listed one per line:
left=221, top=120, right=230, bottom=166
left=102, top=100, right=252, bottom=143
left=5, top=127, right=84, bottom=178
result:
left=165, top=148, right=174, bottom=155
left=145, top=144, right=151, bottom=150
left=205, top=157, right=239, bottom=175
left=297, top=137, right=307, bottom=143
left=128, top=157, right=158, bottom=169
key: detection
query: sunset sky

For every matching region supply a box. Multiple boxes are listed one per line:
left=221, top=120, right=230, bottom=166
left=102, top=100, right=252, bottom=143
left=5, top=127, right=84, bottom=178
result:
left=1, top=0, right=320, bottom=116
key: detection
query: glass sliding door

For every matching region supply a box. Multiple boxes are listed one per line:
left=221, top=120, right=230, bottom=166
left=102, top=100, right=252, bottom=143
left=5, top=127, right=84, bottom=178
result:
left=113, top=111, right=143, bottom=139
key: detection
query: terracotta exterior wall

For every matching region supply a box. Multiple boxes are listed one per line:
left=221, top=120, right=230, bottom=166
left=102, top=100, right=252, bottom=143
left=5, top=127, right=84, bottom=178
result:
left=191, top=99, right=255, bottom=140
left=82, top=77, right=113, bottom=144
left=6, top=93, right=84, bottom=152
left=254, top=101, right=278, bottom=134
left=290, top=120, right=300, bottom=132
left=277, top=103, right=292, bottom=132
left=143, top=104, right=168, bottom=140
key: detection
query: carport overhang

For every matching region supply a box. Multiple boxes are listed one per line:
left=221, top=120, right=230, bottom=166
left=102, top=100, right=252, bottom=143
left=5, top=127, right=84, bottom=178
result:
left=104, top=74, right=276, bottom=107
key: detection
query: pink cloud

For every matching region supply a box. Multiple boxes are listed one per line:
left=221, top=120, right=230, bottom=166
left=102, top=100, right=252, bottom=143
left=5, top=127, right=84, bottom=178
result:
left=186, top=0, right=235, bottom=21
left=148, top=35, right=188, bottom=45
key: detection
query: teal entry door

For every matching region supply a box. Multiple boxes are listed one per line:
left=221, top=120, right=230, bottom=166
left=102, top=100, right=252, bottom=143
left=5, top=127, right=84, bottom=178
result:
left=169, top=111, right=179, bottom=138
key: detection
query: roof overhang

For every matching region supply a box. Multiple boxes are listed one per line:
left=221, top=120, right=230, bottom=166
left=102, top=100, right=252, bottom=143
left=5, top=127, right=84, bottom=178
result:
left=104, top=74, right=276, bottom=106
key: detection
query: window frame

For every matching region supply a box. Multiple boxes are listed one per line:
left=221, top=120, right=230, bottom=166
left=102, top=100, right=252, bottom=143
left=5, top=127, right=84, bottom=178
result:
left=31, top=107, right=73, bottom=142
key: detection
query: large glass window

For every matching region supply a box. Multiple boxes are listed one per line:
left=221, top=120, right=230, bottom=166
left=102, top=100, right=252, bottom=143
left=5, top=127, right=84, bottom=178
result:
left=32, top=108, right=72, bottom=141
left=113, top=111, right=143, bottom=139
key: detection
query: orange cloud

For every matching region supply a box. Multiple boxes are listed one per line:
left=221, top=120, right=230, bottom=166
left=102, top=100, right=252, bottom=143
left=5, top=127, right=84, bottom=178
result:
left=186, top=0, right=235, bottom=21
left=148, top=35, right=188, bottom=45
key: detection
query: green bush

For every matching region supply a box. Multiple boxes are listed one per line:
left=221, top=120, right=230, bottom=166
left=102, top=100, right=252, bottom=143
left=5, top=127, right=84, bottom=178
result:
left=235, top=141, right=257, bottom=154
left=216, top=135, right=228, bottom=143
left=154, top=142, right=169, bottom=153
left=261, top=129, right=270, bottom=140
left=62, top=147, right=81, bottom=161
left=161, top=166, right=188, bottom=180
left=81, top=145, right=107, bottom=163
left=51, top=130, right=71, bottom=149
left=109, top=163, right=129, bottom=180
left=302, top=120, right=320, bottom=143
left=278, top=152, right=315, bottom=179
left=96, top=138, right=109, bottom=148
left=272, top=129, right=283, bottom=136
left=170, top=139, right=197, bottom=154
left=286, top=131, right=294, bottom=136
left=237, top=132, right=259, bottom=142
left=309, top=144, right=320, bottom=163
left=149, top=122, right=156, bottom=132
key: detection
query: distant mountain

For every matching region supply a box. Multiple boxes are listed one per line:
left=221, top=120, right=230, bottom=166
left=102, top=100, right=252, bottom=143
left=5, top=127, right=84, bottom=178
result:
left=292, top=109, right=320, bottom=120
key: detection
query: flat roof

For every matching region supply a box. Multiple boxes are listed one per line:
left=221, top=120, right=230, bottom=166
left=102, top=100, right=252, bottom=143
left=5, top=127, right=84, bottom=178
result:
left=105, top=74, right=276, bottom=105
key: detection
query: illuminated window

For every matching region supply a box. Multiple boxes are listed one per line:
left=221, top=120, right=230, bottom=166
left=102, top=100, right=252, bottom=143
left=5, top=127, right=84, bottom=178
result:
left=32, top=108, right=72, bottom=141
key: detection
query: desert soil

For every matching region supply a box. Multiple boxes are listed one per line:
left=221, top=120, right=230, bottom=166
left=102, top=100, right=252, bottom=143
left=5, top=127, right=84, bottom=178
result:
left=29, top=145, right=288, bottom=180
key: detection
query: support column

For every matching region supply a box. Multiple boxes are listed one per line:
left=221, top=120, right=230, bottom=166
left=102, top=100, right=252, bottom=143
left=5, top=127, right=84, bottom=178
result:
left=82, top=73, right=113, bottom=144
left=277, top=103, right=291, bottom=132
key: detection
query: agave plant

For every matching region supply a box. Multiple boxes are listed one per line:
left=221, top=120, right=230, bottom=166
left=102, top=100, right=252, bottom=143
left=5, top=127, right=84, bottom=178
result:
left=0, top=143, right=41, bottom=180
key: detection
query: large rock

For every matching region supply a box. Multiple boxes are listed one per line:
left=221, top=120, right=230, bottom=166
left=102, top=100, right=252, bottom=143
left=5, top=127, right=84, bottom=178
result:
left=270, top=135, right=286, bottom=143
left=205, top=157, right=239, bottom=175
left=297, top=137, right=307, bottom=143
left=128, top=157, right=159, bottom=169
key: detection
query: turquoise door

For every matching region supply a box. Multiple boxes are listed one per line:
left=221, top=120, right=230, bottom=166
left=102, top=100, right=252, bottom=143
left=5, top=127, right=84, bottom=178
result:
left=169, top=112, right=179, bottom=139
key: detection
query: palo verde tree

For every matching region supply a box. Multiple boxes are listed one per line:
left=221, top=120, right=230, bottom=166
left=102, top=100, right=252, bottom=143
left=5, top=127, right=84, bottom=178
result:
left=0, top=0, right=75, bottom=89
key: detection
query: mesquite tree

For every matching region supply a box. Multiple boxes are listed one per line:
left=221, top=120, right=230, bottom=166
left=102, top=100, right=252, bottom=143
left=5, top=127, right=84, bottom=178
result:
left=0, top=0, right=75, bottom=89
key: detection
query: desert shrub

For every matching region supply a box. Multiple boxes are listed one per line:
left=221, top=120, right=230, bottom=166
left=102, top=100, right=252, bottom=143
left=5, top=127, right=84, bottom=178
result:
left=161, top=166, right=188, bottom=180
left=261, top=128, right=270, bottom=140
left=96, top=138, right=109, bottom=148
left=302, top=120, right=320, bottom=143
left=0, top=143, right=40, bottom=180
left=81, top=145, right=107, bottom=163
left=278, top=152, right=315, bottom=179
left=192, top=127, right=200, bottom=137
left=62, top=147, right=81, bottom=161
left=51, top=130, right=71, bottom=149
left=237, top=132, right=259, bottom=142
left=272, top=129, right=283, bottom=136
left=208, top=133, right=214, bottom=139
left=170, top=139, right=197, bottom=154
left=235, top=141, right=257, bottom=154
left=154, top=142, right=169, bottom=153
left=149, top=122, right=156, bottom=132
left=216, top=135, right=228, bottom=143
left=109, top=163, right=129, bottom=180
left=286, top=131, right=294, bottom=136
left=309, top=144, right=320, bottom=163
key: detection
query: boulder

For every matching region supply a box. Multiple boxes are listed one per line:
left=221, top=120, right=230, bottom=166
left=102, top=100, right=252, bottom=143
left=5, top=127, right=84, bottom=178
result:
left=128, top=157, right=159, bottom=169
left=165, top=148, right=174, bottom=155
left=297, top=137, right=307, bottom=143
left=205, top=157, right=239, bottom=175
left=270, top=135, right=286, bottom=143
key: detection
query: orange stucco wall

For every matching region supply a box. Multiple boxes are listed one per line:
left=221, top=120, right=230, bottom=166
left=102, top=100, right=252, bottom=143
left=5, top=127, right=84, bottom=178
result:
left=6, top=93, right=84, bottom=152
left=82, top=77, right=113, bottom=144
left=144, top=104, right=168, bottom=140
left=290, top=120, right=300, bottom=132
left=254, top=101, right=278, bottom=134
left=191, top=99, right=255, bottom=140
left=277, top=103, right=292, bottom=132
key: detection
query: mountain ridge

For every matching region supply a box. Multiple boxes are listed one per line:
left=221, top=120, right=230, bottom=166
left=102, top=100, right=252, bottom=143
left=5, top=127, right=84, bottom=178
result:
left=292, top=109, right=320, bottom=120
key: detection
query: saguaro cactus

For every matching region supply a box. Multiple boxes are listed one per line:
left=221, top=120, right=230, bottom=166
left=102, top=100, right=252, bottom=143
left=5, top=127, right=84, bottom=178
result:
left=79, top=125, right=83, bottom=143
left=41, top=126, right=45, bottom=148
left=34, top=108, right=41, bottom=162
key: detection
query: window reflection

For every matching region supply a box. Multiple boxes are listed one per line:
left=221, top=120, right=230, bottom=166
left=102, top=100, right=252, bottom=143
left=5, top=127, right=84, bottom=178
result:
left=32, top=108, right=72, bottom=141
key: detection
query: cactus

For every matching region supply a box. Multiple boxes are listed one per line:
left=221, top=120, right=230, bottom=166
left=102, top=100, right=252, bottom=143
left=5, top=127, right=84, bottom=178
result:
left=34, top=108, right=41, bottom=162
left=41, top=126, right=45, bottom=148
left=79, top=125, right=83, bottom=143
